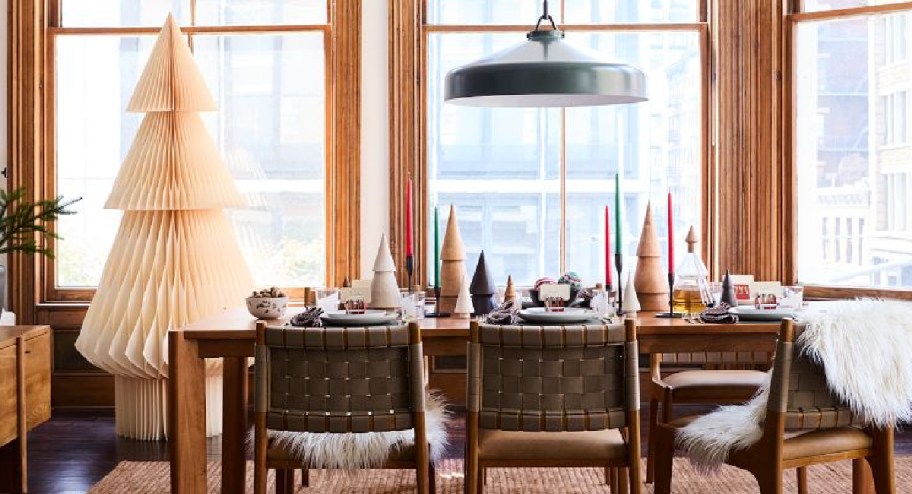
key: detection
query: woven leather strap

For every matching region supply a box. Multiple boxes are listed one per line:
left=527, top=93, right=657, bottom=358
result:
left=473, top=323, right=630, bottom=432
left=260, top=324, right=419, bottom=433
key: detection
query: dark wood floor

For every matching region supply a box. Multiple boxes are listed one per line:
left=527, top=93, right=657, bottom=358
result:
left=27, top=407, right=912, bottom=494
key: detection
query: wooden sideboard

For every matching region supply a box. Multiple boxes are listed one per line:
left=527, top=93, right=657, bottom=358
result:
left=0, top=326, right=51, bottom=493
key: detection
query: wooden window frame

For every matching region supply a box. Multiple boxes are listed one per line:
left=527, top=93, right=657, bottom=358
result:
left=785, top=0, right=912, bottom=300
left=9, top=0, right=361, bottom=321
left=389, top=0, right=714, bottom=288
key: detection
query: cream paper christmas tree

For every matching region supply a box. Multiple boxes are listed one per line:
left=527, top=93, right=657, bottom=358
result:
left=439, top=205, right=466, bottom=313
left=370, top=234, right=401, bottom=309
left=75, top=15, right=253, bottom=440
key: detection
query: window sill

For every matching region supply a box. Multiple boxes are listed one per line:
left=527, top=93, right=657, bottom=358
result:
left=803, top=284, right=912, bottom=301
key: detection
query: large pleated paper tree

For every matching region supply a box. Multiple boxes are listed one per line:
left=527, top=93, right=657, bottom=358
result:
left=75, top=15, right=253, bottom=440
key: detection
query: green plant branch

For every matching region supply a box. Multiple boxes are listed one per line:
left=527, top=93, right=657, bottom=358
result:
left=0, top=187, right=81, bottom=259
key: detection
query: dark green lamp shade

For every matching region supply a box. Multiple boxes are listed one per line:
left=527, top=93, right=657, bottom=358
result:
left=444, top=30, right=648, bottom=108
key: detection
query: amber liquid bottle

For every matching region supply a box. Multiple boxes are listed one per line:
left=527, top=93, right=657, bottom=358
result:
left=671, top=226, right=709, bottom=314
left=672, top=288, right=705, bottom=314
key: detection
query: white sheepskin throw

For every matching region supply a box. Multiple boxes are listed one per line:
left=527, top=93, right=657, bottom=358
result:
left=676, top=300, right=912, bottom=470
left=259, top=392, right=449, bottom=470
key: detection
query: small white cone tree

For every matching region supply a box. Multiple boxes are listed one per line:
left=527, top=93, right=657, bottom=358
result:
left=370, top=234, right=401, bottom=309
left=622, top=273, right=641, bottom=316
left=453, top=274, right=473, bottom=319
left=75, top=15, right=253, bottom=440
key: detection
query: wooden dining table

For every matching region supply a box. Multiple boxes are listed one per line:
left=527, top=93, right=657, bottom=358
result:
left=167, top=309, right=789, bottom=494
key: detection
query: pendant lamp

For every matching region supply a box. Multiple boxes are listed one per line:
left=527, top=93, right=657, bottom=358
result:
left=444, top=0, right=648, bottom=107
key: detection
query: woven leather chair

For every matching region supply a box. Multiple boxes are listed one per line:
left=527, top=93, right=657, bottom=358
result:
left=653, top=319, right=895, bottom=494
left=645, top=349, right=771, bottom=481
left=466, top=319, right=642, bottom=494
left=252, top=321, right=434, bottom=494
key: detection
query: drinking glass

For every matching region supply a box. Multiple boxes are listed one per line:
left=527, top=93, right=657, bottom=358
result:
left=590, top=288, right=616, bottom=319
left=781, top=286, right=804, bottom=309
left=411, top=292, right=426, bottom=319
left=315, top=288, right=339, bottom=312
left=399, top=292, right=426, bottom=321
left=707, top=282, right=723, bottom=306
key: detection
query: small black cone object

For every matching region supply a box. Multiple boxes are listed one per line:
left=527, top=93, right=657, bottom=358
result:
left=720, top=269, right=737, bottom=306
left=470, top=251, right=497, bottom=316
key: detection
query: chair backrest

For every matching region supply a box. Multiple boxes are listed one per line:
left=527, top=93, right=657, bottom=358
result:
left=255, top=323, right=425, bottom=433
left=468, top=321, right=638, bottom=432
left=767, top=320, right=857, bottom=431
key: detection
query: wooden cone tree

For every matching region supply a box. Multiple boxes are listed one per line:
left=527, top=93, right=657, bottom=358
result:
left=370, top=234, right=401, bottom=309
left=75, top=15, right=253, bottom=440
left=504, top=275, right=517, bottom=304
left=439, top=205, right=466, bottom=312
left=633, top=202, right=670, bottom=311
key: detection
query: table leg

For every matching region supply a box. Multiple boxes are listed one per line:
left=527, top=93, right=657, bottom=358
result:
left=0, top=338, right=26, bottom=492
left=222, top=357, right=249, bottom=494
left=168, top=331, right=208, bottom=494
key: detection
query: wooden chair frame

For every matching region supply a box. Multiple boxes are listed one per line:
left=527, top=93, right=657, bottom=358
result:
left=645, top=350, right=770, bottom=482
left=465, top=319, right=643, bottom=494
left=652, top=319, right=896, bottom=494
left=253, top=321, right=434, bottom=494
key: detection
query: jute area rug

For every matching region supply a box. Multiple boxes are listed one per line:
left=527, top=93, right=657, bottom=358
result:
left=89, top=458, right=912, bottom=493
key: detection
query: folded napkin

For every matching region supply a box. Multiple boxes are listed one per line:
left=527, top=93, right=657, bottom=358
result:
left=699, top=303, right=739, bottom=324
left=569, top=287, right=594, bottom=309
left=485, top=300, right=521, bottom=325
left=289, top=307, right=324, bottom=327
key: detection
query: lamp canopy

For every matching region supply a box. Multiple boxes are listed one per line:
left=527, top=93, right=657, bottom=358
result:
left=444, top=2, right=648, bottom=108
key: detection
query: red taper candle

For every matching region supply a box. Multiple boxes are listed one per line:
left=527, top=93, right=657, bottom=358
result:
left=667, top=189, right=674, bottom=272
left=406, top=175, right=413, bottom=256
left=605, top=205, right=612, bottom=287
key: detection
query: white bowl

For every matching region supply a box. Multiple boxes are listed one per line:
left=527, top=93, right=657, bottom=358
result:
left=246, top=296, right=288, bottom=320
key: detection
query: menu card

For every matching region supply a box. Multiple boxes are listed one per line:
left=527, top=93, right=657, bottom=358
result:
left=730, top=274, right=754, bottom=305
left=340, top=286, right=372, bottom=304
left=538, top=284, right=571, bottom=301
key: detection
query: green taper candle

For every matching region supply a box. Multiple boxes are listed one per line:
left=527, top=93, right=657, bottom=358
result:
left=434, top=205, right=440, bottom=288
left=615, top=173, right=622, bottom=254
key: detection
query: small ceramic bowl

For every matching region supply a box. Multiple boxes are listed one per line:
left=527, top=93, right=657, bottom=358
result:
left=245, top=296, right=288, bottom=320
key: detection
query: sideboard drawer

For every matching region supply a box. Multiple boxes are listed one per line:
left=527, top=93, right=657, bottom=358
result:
left=25, top=332, right=51, bottom=428
left=0, top=345, right=17, bottom=445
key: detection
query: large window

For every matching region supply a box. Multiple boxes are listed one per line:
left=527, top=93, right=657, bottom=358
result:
left=794, top=2, right=912, bottom=289
left=51, top=1, right=339, bottom=297
left=425, top=0, right=707, bottom=286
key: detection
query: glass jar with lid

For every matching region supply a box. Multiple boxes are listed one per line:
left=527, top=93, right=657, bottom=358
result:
left=672, top=226, right=709, bottom=314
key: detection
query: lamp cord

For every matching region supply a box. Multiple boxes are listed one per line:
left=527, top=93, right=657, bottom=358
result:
left=535, top=0, right=558, bottom=31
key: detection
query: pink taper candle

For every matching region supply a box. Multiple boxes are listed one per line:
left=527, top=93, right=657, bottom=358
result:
left=605, top=205, right=612, bottom=287
left=667, top=189, right=674, bottom=272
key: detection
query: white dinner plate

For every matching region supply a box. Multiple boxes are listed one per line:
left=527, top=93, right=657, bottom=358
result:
left=518, top=307, right=596, bottom=324
left=319, top=310, right=399, bottom=326
left=728, top=306, right=797, bottom=321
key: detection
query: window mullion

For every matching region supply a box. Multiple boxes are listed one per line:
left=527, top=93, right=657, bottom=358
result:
left=560, top=107, right=567, bottom=274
